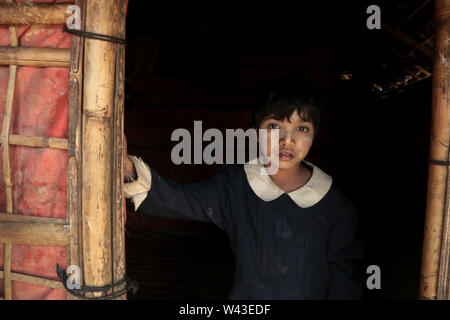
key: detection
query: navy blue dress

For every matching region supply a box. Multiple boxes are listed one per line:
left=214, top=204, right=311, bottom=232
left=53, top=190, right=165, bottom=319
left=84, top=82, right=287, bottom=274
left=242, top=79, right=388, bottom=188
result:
left=136, top=162, right=364, bottom=300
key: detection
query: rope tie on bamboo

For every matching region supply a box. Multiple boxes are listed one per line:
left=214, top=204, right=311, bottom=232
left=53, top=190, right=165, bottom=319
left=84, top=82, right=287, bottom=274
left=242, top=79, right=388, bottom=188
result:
left=428, top=158, right=450, bottom=166
left=56, top=263, right=139, bottom=300
left=63, top=26, right=127, bottom=45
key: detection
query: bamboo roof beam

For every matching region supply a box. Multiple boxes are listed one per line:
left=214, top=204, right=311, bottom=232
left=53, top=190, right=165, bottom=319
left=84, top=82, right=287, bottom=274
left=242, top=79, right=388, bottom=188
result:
left=406, top=35, right=435, bottom=58
left=377, top=23, right=434, bottom=59
left=395, top=0, right=432, bottom=31
left=0, top=46, right=71, bottom=68
left=414, top=65, right=432, bottom=78
left=383, top=44, right=432, bottom=65
left=379, top=54, right=423, bottom=81
left=0, top=3, right=74, bottom=25
left=341, top=0, right=434, bottom=59
left=394, top=63, right=421, bottom=80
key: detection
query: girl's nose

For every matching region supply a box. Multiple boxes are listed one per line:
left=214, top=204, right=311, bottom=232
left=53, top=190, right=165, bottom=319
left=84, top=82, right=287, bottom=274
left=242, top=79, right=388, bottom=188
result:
left=279, top=129, right=296, bottom=146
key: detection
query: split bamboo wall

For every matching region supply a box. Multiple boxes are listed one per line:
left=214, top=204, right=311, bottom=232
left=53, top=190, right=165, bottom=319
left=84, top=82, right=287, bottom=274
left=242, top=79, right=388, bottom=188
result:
left=0, top=0, right=127, bottom=300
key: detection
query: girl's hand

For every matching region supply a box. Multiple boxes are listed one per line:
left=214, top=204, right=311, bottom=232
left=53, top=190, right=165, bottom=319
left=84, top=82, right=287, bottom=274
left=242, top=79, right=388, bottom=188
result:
left=123, top=134, right=137, bottom=182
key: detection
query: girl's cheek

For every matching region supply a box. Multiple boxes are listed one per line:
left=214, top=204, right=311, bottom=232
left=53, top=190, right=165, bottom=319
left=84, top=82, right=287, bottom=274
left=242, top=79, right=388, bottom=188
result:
left=298, top=134, right=314, bottom=147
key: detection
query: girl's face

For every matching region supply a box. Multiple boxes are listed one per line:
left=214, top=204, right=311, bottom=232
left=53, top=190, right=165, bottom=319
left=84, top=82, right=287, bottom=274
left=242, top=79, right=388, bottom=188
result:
left=259, top=110, right=314, bottom=170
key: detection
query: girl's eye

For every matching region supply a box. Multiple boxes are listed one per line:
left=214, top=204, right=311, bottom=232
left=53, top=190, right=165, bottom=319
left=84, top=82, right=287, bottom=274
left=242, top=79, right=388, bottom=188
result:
left=298, top=127, right=309, bottom=132
left=268, top=123, right=279, bottom=129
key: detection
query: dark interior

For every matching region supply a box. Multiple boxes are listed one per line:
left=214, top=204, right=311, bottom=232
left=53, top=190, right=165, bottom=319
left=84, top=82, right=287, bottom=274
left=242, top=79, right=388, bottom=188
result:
left=123, top=0, right=433, bottom=300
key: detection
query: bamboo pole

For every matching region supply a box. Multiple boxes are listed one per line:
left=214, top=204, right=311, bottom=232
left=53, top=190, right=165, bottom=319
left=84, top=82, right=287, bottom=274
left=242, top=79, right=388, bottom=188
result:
left=0, top=270, right=64, bottom=290
left=419, top=0, right=450, bottom=300
left=1, top=61, right=16, bottom=216
left=4, top=244, right=11, bottom=299
left=0, top=3, right=73, bottom=25
left=0, top=212, right=69, bottom=247
left=80, top=0, right=123, bottom=298
left=1, top=70, right=16, bottom=215
left=0, top=221, right=69, bottom=246
left=1, top=5, right=17, bottom=300
left=0, top=46, right=70, bottom=68
left=111, top=0, right=128, bottom=300
left=0, top=212, right=67, bottom=224
left=2, top=134, right=69, bottom=150
left=66, top=0, right=85, bottom=300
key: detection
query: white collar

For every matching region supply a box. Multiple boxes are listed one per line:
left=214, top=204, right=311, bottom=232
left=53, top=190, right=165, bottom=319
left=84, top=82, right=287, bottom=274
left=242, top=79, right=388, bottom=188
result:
left=243, top=160, right=333, bottom=208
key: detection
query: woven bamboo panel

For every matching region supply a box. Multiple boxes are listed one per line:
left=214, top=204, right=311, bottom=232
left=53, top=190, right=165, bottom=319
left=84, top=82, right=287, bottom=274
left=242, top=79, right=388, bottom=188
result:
left=0, top=1, right=73, bottom=300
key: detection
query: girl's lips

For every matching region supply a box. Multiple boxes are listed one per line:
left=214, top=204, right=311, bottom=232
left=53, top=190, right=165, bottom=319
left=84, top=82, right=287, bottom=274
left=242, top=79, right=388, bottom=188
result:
left=279, top=150, right=294, bottom=160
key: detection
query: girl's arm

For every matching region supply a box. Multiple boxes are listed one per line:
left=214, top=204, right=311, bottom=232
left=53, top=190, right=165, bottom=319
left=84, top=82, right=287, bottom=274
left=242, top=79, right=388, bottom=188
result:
left=124, top=155, right=233, bottom=231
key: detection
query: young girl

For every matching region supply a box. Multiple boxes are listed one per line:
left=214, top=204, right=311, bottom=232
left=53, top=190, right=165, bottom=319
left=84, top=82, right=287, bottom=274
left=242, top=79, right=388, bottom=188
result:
left=123, top=79, right=364, bottom=299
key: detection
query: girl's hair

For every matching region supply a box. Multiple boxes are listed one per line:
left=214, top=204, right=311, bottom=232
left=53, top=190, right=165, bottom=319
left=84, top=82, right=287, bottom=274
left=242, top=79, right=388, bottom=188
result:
left=252, top=76, right=321, bottom=136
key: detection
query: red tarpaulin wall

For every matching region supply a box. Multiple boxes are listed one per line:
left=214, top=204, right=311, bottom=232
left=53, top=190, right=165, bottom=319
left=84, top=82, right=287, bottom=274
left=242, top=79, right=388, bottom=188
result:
left=0, top=0, right=128, bottom=300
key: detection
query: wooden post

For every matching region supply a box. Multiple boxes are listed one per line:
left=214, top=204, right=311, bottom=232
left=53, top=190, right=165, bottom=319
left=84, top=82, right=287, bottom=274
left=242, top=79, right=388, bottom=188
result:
left=419, top=0, right=450, bottom=300
left=79, top=0, right=126, bottom=299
